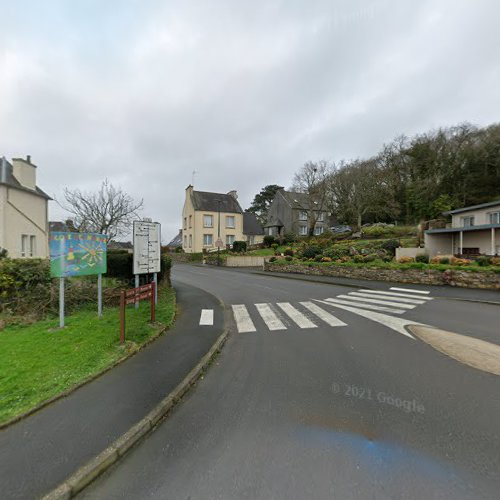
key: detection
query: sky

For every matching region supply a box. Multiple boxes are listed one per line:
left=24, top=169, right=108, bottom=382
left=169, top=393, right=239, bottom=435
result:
left=1, top=0, right=499, bottom=242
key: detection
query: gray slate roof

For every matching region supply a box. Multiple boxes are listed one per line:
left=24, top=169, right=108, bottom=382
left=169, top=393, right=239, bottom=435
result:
left=167, top=230, right=183, bottom=247
left=280, top=189, right=323, bottom=210
left=191, top=190, right=243, bottom=213
left=443, top=200, right=500, bottom=215
left=0, top=157, right=52, bottom=200
left=243, top=212, right=264, bottom=235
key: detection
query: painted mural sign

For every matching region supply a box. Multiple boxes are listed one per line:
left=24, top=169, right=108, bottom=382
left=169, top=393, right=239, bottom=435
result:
left=50, top=232, right=107, bottom=277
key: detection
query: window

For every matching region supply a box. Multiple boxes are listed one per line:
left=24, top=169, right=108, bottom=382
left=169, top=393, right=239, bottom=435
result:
left=314, top=226, right=324, bottom=235
left=226, top=235, right=235, bottom=246
left=317, top=212, right=325, bottom=222
left=248, top=235, right=255, bottom=245
left=183, top=235, right=187, bottom=247
left=462, top=216, right=475, bottom=227
left=189, top=215, right=192, bottom=228
left=183, top=217, right=187, bottom=230
left=21, top=234, right=28, bottom=257
left=189, top=235, right=192, bottom=248
left=490, top=212, right=500, bottom=224
left=226, top=216, right=235, bottom=228
left=203, top=234, right=213, bottom=246
left=203, top=215, right=213, bottom=228
left=29, top=236, right=36, bottom=257
left=299, top=225, right=308, bottom=236
left=299, top=211, right=308, bottom=221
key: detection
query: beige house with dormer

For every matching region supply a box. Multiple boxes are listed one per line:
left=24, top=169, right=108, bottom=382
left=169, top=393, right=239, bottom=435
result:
left=182, top=186, right=250, bottom=253
left=0, top=156, right=51, bottom=258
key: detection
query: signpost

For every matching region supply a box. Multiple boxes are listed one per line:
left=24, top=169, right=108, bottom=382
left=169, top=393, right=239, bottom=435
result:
left=119, top=282, right=156, bottom=344
left=133, top=220, right=161, bottom=305
left=49, top=232, right=107, bottom=328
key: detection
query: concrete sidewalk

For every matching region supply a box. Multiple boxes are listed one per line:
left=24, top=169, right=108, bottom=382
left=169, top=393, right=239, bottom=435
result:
left=0, top=281, right=224, bottom=500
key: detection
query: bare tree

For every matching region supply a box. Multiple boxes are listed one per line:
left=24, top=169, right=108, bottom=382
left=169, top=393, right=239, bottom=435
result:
left=292, top=161, right=331, bottom=236
left=62, top=179, right=143, bottom=240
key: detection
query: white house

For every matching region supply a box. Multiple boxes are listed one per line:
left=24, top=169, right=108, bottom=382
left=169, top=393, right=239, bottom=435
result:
left=0, top=156, right=51, bottom=258
left=424, top=200, right=500, bottom=257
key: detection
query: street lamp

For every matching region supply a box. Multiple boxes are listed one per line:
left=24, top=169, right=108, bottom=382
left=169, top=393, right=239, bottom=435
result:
left=216, top=199, right=221, bottom=266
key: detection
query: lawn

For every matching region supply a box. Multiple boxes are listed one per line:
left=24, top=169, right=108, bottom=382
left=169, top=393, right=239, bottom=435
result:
left=0, top=286, right=176, bottom=425
left=246, top=246, right=287, bottom=256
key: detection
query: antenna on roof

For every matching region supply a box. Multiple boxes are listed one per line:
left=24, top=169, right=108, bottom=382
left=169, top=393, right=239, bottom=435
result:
left=192, top=170, right=197, bottom=186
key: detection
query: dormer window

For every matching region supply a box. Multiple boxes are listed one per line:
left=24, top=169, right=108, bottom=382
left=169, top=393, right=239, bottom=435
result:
left=299, top=211, right=308, bottom=221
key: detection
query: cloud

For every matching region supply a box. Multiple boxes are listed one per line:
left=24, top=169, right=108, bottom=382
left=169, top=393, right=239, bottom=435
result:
left=1, top=0, right=499, bottom=240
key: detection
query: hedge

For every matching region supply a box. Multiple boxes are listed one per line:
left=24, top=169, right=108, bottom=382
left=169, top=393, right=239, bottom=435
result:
left=106, top=250, right=172, bottom=283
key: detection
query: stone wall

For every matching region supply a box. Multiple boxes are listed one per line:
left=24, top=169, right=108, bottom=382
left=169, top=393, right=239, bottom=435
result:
left=264, top=262, right=500, bottom=290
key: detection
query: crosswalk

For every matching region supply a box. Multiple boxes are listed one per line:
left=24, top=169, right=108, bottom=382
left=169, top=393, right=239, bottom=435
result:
left=228, top=287, right=433, bottom=333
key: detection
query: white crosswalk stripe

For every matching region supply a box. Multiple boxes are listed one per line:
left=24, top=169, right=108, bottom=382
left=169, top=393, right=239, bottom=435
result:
left=390, top=287, right=430, bottom=295
left=199, top=309, right=214, bottom=326
left=300, top=302, right=347, bottom=327
left=359, top=289, right=433, bottom=301
left=348, top=291, right=427, bottom=305
left=277, top=302, right=317, bottom=329
left=337, top=294, right=416, bottom=309
left=319, top=298, right=406, bottom=314
left=255, top=303, right=286, bottom=331
left=232, top=305, right=256, bottom=333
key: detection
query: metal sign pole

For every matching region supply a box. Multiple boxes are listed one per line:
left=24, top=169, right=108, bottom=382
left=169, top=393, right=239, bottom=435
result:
left=59, top=277, right=65, bottom=328
left=97, top=273, right=103, bottom=317
left=135, top=274, right=139, bottom=309
left=153, top=273, right=158, bottom=304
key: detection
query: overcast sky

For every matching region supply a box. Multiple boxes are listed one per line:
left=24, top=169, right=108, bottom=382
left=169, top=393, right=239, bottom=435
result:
left=1, top=0, right=499, bottom=242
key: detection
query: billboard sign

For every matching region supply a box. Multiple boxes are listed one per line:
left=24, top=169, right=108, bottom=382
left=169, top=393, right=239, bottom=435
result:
left=50, top=232, right=107, bottom=278
left=133, top=221, right=161, bottom=275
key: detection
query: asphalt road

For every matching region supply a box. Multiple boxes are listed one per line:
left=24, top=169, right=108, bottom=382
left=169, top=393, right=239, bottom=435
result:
left=81, top=264, right=500, bottom=500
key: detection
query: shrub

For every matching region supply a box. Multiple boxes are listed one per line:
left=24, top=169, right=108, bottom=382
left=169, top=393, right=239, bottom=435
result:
left=397, top=256, right=415, bottom=264
left=476, top=256, right=492, bottom=267
left=0, top=258, right=50, bottom=298
left=491, top=257, right=500, bottom=266
left=439, top=257, right=450, bottom=265
left=263, top=235, right=275, bottom=247
left=314, top=255, right=323, bottom=262
left=381, top=239, right=400, bottom=257
left=450, top=257, right=471, bottom=266
left=269, top=256, right=277, bottom=262
left=285, top=255, right=293, bottom=262
left=321, top=256, right=332, bottom=262
left=302, top=246, right=322, bottom=259
left=232, top=241, right=247, bottom=253
left=363, top=254, right=377, bottom=262
left=415, top=254, right=430, bottom=264
left=352, top=254, right=365, bottom=263
left=284, top=247, right=294, bottom=257
left=271, top=243, right=279, bottom=250
left=283, top=232, right=297, bottom=244
left=323, top=247, right=350, bottom=260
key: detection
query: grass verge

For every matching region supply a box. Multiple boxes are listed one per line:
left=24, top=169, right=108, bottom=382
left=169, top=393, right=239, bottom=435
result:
left=0, top=286, right=176, bottom=425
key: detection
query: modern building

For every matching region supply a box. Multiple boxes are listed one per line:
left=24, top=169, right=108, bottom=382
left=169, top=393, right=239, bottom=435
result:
left=0, top=156, right=51, bottom=258
left=424, top=200, right=500, bottom=257
left=182, top=185, right=245, bottom=253
left=264, top=189, right=331, bottom=237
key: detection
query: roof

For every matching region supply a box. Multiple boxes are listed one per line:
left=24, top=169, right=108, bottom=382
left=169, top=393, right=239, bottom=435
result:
left=425, top=223, right=500, bottom=234
left=0, top=157, right=52, bottom=200
left=191, top=190, right=243, bottom=213
left=443, top=200, right=500, bottom=215
left=108, top=241, right=133, bottom=249
left=49, top=221, right=69, bottom=232
left=279, top=189, right=325, bottom=210
left=167, top=230, right=183, bottom=247
left=243, top=212, right=264, bottom=235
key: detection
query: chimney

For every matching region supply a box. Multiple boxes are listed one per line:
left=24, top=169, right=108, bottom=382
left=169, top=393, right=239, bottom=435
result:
left=227, top=190, right=238, bottom=200
left=26, top=155, right=31, bottom=164
left=0, top=157, right=7, bottom=183
left=12, top=157, right=37, bottom=190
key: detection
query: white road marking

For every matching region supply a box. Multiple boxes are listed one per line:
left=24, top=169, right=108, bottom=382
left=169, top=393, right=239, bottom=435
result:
left=360, top=289, right=433, bottom=301
left=317, top=300, right=425, bottom=339
left=390, top=287, right=430, bottom=295
left=232, top=305, right=256, bottom=333
left=255, top=303, right=286, bottom=331
left=337, top=294, right=416, bottom=310
left=199, top=309, right=214, bottom=326
left=320, top=298, right=406, bottom=314
left=277, top=302, right=317, bottom=329
left=300, top=302, right=347, bottom=327
left=348, top=292, right=427, bottom=305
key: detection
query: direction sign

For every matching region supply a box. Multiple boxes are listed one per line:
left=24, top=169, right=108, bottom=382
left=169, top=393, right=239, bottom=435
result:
left=133, top=221, right=161, bottom=275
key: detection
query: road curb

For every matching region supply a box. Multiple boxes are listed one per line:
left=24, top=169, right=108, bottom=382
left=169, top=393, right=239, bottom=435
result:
left=41, top=326, right=229, bottom=500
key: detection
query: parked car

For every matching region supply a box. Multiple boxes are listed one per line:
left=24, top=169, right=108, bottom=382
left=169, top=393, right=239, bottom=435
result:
left=331, top=225, right=352, bottom=233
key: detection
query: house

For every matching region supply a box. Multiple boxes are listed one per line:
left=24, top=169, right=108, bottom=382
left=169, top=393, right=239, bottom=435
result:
left=108, top=241, right=133, bottom=252
left=264, top=189, right=331, bottom=237
left=182, top=185, right=245, bottom=253
left=424, top=200, right=500, bottom=257
left=243, top=212, right=265, bottom=246
left=0, top=156, right=51, bottom=258
left=165, top=230, right=183, bottom=251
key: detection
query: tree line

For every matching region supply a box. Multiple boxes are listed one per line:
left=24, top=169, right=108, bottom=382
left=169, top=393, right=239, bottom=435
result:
left=250, top=122, right=500, bottom=230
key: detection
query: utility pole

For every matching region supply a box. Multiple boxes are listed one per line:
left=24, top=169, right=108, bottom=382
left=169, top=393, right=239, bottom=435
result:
left=217, top=199, right=221, bottom=266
